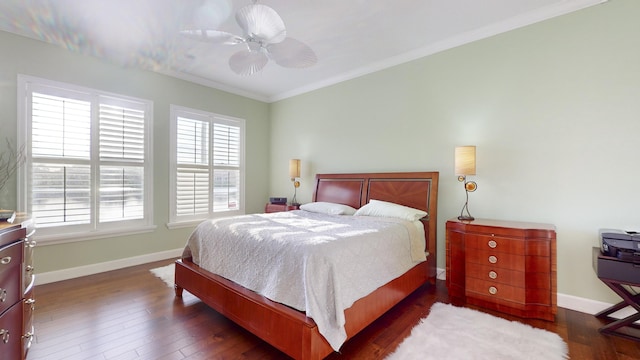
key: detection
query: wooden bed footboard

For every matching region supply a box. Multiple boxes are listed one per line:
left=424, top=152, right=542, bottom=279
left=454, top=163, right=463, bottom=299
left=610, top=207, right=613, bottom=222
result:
left=175, top=257, right=332, bottom=359
left=175, top=257, right=431, bottom=360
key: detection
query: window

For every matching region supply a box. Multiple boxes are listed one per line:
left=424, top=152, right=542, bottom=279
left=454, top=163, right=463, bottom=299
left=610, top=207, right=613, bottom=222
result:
left=18, top=75, right=154, bottom=243
left=169, top=105, right=245, bottom=227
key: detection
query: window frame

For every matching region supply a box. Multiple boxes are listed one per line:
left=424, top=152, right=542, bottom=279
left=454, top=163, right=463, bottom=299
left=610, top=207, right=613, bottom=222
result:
left=167, top=105, right=245, bottom=229
left=17, top=75, right=155, bottom=244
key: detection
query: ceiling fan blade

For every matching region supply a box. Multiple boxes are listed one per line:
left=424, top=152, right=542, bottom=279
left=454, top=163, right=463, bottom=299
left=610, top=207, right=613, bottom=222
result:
left=179, top=28, right=244, bottom=45
left=268, top=38, right=317, bottom=68
left=229, top=49, right=269, bottom=76
left=236, top=4, right=286, bottom=44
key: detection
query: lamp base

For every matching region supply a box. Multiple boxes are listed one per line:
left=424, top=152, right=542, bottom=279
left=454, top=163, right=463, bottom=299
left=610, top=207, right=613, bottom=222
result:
left=457, top=215, right=475, bottom=221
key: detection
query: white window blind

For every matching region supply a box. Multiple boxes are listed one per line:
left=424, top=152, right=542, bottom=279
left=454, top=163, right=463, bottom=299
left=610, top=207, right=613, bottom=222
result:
left=18, top=75, right=154, bottom=242
left=212, top=123, right=241, bottom=212
left=31, top=162, right=91, bottom=227
left=99, top=101, right=146, bottom=222
left=32, top=93, right=91, bottom=159
left=31, top=92, right=92, bottom=227
left=176, top=117, right=210, bottom=217
left=99, top=103, right=145, bottom=161
left=170, top=105, right=244, bottom=226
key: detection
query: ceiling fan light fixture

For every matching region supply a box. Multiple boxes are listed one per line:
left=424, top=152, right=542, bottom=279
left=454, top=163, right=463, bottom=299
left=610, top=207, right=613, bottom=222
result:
left=181, top=2, right=316, bottom=75
left=246, top=38, right=268, bottom=53
left=229, top=49, right=268, bottom=76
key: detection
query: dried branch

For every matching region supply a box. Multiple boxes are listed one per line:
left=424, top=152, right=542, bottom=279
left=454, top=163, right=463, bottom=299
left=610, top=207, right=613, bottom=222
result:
left=0, top=138, right=26, bottom=192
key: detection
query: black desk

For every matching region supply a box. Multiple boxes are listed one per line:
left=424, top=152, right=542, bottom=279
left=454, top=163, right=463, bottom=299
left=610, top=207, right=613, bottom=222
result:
left=592, top=247, right=640, bottom=341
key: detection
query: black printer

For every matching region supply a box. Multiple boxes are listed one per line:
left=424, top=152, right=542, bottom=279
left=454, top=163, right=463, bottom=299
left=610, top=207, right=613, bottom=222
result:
left=600, top=229, right=640, bottom=262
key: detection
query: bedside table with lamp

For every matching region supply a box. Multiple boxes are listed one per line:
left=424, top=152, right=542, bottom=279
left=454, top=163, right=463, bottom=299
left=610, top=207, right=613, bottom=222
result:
left=445, top=146, right=557, bottom=321
left=265, top=158, right=302, bottom=213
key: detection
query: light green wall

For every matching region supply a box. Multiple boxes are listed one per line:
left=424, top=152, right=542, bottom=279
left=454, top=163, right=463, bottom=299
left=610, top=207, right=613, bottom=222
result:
left=0, top=31, right=271, bottom=273
left=0, top=1, right=636, bottom=304
left=269, top=0, right=638, bottom=304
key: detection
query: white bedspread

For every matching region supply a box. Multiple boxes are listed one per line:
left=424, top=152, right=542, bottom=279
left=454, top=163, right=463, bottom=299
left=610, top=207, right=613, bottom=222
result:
left=182, top=210, right=426, bottom=351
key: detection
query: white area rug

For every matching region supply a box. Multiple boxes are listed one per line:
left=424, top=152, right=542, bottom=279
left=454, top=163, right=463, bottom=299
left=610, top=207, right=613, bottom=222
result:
left=150, top=263, right=175, bottom=288
left=386, top=302, right=568, bottom=360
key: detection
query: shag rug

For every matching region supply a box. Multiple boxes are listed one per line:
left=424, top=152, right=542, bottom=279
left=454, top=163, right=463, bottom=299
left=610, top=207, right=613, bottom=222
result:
left=386, top=302, right=568, bottom=360
left=150, top=263, right=175, bottom=288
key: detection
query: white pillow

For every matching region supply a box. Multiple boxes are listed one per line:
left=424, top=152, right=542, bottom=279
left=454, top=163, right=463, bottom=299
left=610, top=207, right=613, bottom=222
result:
left=299, top=201, right=357, bottom=215
left=354, top=199, right=427, bottom=221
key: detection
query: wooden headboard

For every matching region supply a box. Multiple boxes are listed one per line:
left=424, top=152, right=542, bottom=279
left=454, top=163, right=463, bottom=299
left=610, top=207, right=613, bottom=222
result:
left=312, top=171, right=439, bottom=281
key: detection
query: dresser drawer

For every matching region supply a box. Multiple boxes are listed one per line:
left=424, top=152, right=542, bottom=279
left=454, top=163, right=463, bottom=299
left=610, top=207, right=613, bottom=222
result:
left=466, top=249, right=525, bottom=272
left=23, top=237, right=36, bottom=294
left=466, top=262, right=525, bottom=287
left=466, top=234, right=551, bottom=256
left=467, top=282, right=551, bottom=307
left=0, top=301, right=22, bottom=359
left=0, top=227, right=24, bottom=248
left=23, top=287, right=35, bottom=357
left=466, top=279, right=525, bottom=303
left=0, top=241, right=22, bottom=316
left=465, top=234, right=524, bottom=255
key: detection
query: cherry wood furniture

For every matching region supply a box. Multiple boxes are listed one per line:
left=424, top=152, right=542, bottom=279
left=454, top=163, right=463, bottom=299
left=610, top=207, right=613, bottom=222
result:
left=264, top=203, right=300, bottom=213
left=446, top=218, right=557, bottom=321
left=175, top=171, right=439, bottom=360
left=0, top=216, right=35, bottom=359
left=593, top=246, right=640, bottom=341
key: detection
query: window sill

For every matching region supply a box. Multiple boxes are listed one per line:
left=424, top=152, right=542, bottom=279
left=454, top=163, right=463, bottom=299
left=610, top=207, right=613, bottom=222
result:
left=34, top=224, right=158, bottom=246
left=166, top=211, right=246, bottom=230
left=166, top=220, right=205, bottom=230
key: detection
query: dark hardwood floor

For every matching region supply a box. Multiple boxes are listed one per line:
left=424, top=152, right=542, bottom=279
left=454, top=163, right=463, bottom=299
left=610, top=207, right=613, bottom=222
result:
left=27, top=259, right=640, bottom=360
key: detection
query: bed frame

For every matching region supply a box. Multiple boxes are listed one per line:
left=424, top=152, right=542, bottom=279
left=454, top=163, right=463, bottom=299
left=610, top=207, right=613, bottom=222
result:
left=174, top=171, right=439, bottom=359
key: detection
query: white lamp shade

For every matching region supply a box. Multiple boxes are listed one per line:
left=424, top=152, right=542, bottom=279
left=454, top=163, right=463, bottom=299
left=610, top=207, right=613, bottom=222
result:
left=455, top=146, right=476, bottom=176
left=289, top=159, right=301, bottom=178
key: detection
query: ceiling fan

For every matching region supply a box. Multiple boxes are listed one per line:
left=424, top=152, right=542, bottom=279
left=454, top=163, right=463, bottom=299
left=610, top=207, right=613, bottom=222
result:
left=180, top=1, right=317, bottom=76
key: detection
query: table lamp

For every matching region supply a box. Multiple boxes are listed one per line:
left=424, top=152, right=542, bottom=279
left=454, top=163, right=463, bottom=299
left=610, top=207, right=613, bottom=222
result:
left=455, top=146, right=477, bottom=221
left=289, top=159, right=301, bottom=206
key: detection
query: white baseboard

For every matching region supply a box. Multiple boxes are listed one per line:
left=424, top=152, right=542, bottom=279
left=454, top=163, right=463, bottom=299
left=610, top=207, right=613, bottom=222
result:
left=36, top=248, right=183, bottom=285
left=436, top=267, right=618, bottom=317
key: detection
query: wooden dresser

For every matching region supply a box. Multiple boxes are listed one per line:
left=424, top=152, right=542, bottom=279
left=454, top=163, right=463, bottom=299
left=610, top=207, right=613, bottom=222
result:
left=0, top=216, right=35, bottom=359
left=446, top=218, right=557, bottom=321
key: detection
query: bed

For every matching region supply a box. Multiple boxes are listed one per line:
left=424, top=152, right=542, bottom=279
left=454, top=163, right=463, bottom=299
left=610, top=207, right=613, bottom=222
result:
left=174, top=171, right=439, bottom=359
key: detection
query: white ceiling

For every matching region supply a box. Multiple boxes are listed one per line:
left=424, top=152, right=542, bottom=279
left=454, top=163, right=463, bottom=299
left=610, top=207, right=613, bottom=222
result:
left=0, top=0, right=606, bottom=102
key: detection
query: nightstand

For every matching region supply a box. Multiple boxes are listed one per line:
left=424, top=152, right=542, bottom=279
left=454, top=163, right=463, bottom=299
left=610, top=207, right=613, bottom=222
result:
left=446, top=218, right=557, bottom=321
left=264, top=203, right=300, bottom=213
left=593, top=247, right=640, bottom=341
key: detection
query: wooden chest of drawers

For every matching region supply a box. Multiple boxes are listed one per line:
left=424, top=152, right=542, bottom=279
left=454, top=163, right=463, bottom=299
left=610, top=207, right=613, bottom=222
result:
left=0, top=217, right=35, bottom=359
left=446, top=218, right=557, bottom=321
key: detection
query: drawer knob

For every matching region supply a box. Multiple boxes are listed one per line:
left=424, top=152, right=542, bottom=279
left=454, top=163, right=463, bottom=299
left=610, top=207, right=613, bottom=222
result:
left=0, top=256, right=10, bottom=265
left=489, top=286, right=498, bottom=295
left=25, top=298, right=36, bottom=310
left=26, top=265, right=35, bottom=273
left=22, top=328, right=35, bottom=348
left=0, top=288, right=6, bottom=302
left=488, top=240, right=497, bottom=248
left=0, top=329, right=9, bottom=344
left=488, top=255, right=498, bottom=264
left=488, top=271, right=498, bottom=279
